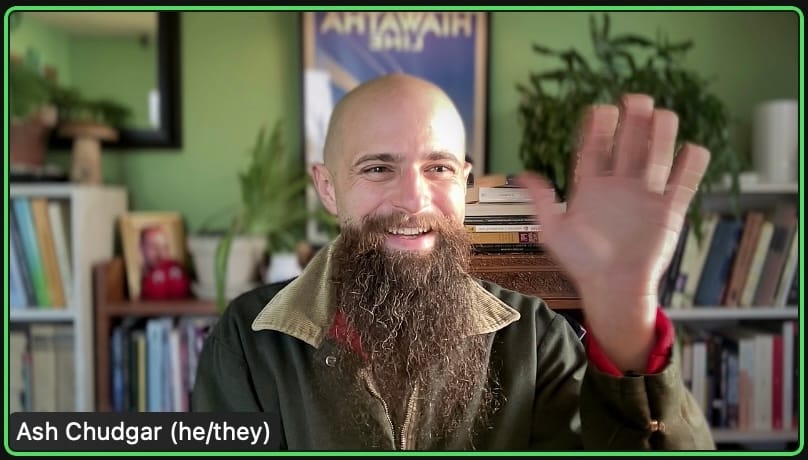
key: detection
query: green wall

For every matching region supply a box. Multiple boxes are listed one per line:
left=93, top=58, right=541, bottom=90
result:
left=11, top=13, right=157, bottom=130
left=84, top=12, right=303, bottom=232
left=70, top=35, right=156, bottom=128
left=489, top=11, right=799, bottom=174
left=41, top=10, right=798, bottom=233
left=9, top=12, right=72, bottom=85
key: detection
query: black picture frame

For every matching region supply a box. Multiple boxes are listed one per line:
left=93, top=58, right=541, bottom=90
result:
left=48, top=11, right=182, bottom=150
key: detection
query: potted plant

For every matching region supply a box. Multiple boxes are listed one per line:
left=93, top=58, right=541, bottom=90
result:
left=516, top=13, right=741, bottom=241
left=9, top=60, right=59, bottom=172
left=187, top=120, right=319, bottom=313
left=9, top=56, right=132, bottom=183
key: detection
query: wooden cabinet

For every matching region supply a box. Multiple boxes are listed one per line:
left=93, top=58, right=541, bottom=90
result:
left=469, top=252, right=580, bottom=309
left=93, top=258, right=217, bottom=412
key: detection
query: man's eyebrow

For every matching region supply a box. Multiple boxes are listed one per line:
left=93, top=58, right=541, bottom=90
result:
left=425, top=151, right=462, bottom=163
left=353, top=153, right=401, bottom=167
left=352, top=151, right=462, bottom=168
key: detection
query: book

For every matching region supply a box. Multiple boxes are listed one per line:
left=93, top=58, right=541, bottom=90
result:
left=784, top=267, right=799, bottom=307
left=773, top=230, right=799, bottom=307
left=29, top=324, right=58, bottom=411
left=694, top=216, right=743, bottom=306
left=660, top=221, right=690, bottom=308
left=468, top=231, right=543, bottom=245
left=12, top=198, right=52, bottom=307
left=472, top=243, right=542, bottom=254
left=723, top=211, right=765, bottom=307
left=753, top=204, right=798, bottom=306
left=753, top=332, right=774, bottom=430
left=111, top=325, right=125, bottom=412
left=675, top=213, right=720, bottom=309
left=53, top=324, right=75, bottom=411
left=465, top=201, right=563, bottom=218
left=10, top=212, right=37, bottom=306
left=48, top=200, right=73, bottom=305
left=716, top=326, right=759, bottom=429
left=131, top=330, right=146, bottom=412
left=465, top=224, right=541, bottom=233
left=465, top=202, right=537, bottom=217
left=9, top=330, right=28, bottom=414
left=739, top=221, right=774, bottom=308
left=9, top=236, right=28, bottom=309
left=477, top=187, right=532, bottom=203
left=30, top=197, right=66, bottom=307
left=771, top=333, right=783, bottom=429
left=466, top=174, right=518, bottom=203
left=464, top=215, right=537, bottom=225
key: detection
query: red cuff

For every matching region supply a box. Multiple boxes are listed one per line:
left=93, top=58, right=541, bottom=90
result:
left=583, top=307, right=674, bottom=376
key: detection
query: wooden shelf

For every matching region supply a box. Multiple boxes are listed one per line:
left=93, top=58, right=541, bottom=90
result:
left=93, top=258, right=218, bottom=412
left=104, top=301, right=217, bottom=317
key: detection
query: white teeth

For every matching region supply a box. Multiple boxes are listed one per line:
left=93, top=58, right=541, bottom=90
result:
left=387, top=227, right=429, bottom=236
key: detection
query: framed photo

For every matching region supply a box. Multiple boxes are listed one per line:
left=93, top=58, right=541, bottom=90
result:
left=301, top=11, right=490, bottom=243
left=119, top=211, right=186, bottom=301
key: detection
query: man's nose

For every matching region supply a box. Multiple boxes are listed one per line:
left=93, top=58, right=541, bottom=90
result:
left=392, top=168, right=430, bottom=214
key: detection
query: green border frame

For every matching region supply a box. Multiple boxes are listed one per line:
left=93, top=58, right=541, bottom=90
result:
left=4, top=4, right=804, bottom=456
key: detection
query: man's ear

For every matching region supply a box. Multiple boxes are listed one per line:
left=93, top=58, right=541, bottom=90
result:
left=463, top=161, right=473, bottom=185
left=310, top=163, right=338, bottom=216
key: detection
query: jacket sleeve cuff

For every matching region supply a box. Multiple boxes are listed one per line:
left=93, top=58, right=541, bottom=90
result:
left=583, top=306, right=674, bottom=376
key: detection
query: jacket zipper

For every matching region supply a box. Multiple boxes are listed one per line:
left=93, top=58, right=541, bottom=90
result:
left=362, top=369, right=418, bottom=450
left=399, top=386, right=418, bottom=450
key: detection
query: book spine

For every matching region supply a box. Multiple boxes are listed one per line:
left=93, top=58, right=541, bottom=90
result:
left=466, top=224, right=540, bottom=233
left=12, top=198, right=52, bottom=307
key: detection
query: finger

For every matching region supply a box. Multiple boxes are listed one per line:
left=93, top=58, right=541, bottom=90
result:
left=574, top=105, right=620, bottom=180
left=514, top=171, right=563, bottom=236
left=665, top=143, right=711, bottom=223
left=644, top=109, right=679, bottom=194
left=613, top=94, right=655, bottom=177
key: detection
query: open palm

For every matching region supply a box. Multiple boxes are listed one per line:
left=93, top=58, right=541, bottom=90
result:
left=518, top=94, right=710, bottom=370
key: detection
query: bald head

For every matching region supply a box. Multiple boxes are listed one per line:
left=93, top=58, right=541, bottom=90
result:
left=322, top=74, right=465, bottom=169
left=309, top=72, right=470, bottom=229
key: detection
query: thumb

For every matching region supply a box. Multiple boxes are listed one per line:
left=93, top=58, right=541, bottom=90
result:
left=514, top=171, right=562, bottom=236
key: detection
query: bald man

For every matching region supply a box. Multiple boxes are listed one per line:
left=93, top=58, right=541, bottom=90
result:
left=192, top=74, right=715, bottom=450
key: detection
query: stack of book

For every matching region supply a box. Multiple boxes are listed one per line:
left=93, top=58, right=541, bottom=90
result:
left=464, top=174, right=542, bottom=254
left=662, top=203, right=799, bottom=309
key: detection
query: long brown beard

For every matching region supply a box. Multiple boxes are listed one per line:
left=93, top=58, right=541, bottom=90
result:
left=326, top=212, right=497, bottom=447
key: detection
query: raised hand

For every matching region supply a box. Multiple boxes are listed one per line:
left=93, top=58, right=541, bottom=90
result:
left=518, top=94, right=710, bottom=373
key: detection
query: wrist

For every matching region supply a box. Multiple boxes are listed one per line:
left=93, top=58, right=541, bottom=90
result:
left=580, top=293, right=658, bottom=373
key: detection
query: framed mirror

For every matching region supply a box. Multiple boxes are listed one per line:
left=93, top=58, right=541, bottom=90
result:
left=15, top=11, right=182, bottom=150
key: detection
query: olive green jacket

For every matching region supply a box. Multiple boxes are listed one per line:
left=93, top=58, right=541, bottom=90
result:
left=191, top=242, right=715, bottom=450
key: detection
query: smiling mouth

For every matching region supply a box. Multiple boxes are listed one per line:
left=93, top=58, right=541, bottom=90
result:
left=386, top=226, right=433, bottom=237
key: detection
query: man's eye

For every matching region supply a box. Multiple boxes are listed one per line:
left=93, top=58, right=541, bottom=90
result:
left=428, top=165, right=455, bottom=174
left=363, top=166, right=392, bottom=174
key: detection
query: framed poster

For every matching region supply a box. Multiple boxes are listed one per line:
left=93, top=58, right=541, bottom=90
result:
left=302, top=11, right=489, bottom=243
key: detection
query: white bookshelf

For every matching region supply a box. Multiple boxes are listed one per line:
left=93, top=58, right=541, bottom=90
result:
left=711, top=429, right=799, bottom=444
left=665, top=307, right=798, bottom=321
left=710, top=181, right=798, bottom=194
left=9, top=183, right=128, bottom=412
left=675, top=181, right=799, bottom=448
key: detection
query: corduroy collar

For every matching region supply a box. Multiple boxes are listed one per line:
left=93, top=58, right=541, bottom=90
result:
left=251, top=237, right=520, bottom=348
